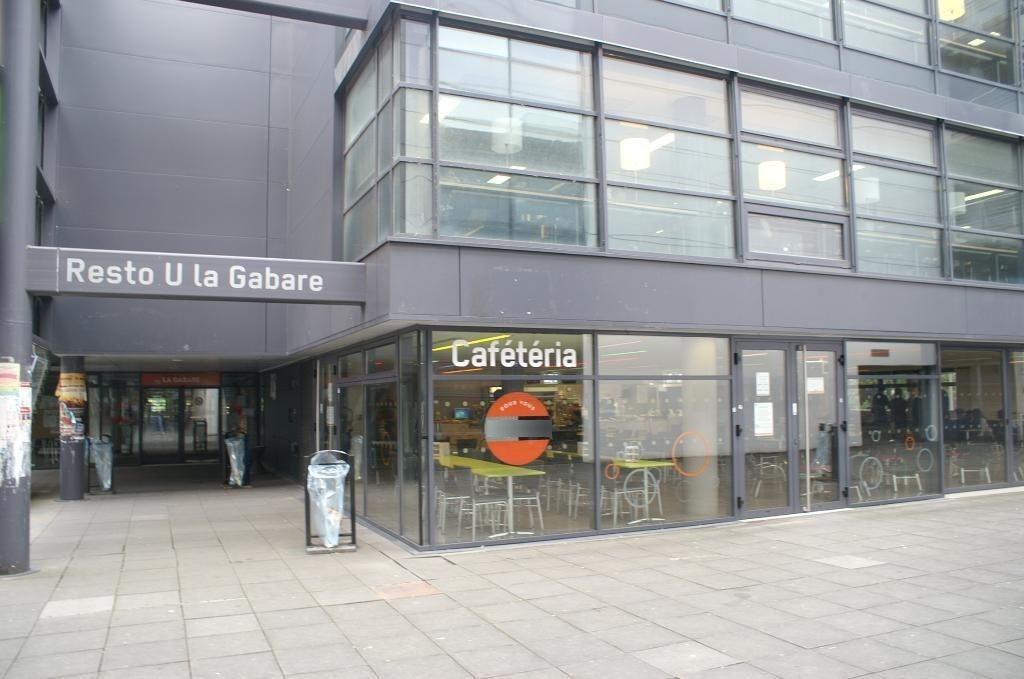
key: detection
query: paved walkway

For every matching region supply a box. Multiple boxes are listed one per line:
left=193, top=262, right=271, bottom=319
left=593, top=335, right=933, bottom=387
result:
left=2, top=469, right=1024, bottom=678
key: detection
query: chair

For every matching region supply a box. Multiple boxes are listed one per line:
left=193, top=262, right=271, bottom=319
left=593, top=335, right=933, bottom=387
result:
left=512, top=484, right=544, bottom=532
left=457, top=496, right=508, bottom=541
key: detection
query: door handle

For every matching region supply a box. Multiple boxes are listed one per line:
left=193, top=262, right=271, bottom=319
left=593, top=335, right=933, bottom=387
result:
left=840, top=421, right=847, bottom=432
left=735, top=424, right=743, bottom=437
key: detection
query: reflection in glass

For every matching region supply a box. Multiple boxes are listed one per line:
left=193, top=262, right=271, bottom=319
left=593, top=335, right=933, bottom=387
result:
left=851, top=115, right=935, bottom=166
left=748, top=213, right=844, bottom=261
left=732, top=0, right=834, bottom=40
left=439, top=167, right=597, bottom=246
left=741, top=91, right=839, bottom=147
left=798, top=351, right=839, bottom=506
left=1009, top=352, right=1024, bottom=483
left=606, top=187, right=734, bottom=259
left=941, top=349, right=1006, bottom=488
left=938, top=0, right=1011, bottom=37
left=85, top=377, right=141, bottom=467
left=397, top=89, right=431, bottom=159
left=344, top=55, right=377, bottom=146
left=400, top=20, right=431, bottom=86
left=846, top=342, right=937, bottom=376
left=948, top=180, right=1021, bottom=235
left=741, top=349, right=790, bottom=511
left=340, top=385, right=366, bottom=516
left=598, top=335, right=729, bottom=376
left=365, top=383, right=399, bottom=533
left=602, top=57, right=728, bottom=133
left=939, top=25, right=1015, bottom=85
left=599, top=380, right=732, bottom=526
left=342, top=186, right=376, bottom=261
left=606, top=121, right=731, bottom=195
left=946, top=129, right=1018, bottom=185
left=843, top=0, right=929, bottom=66
left=400, top=333, right=424, bottom=542
left=439, top=96, right=595, bottom=177
left=367, top=344, right=396, bottom=374
left=142, top=388, right=181, bottom=463
left=952, top=231, right=1024, bottom=284
left=854, top=165, right=939, bottom=224
left=742, top=144, right=845, bottom=210
left=856, top=220, right=943, bottom=278
left=395, top=163, right=432, bottom=236
left=344, top=122, right=376, bottom=208
left=433, top=379, right=593, bottom=543
left=846, top=377, right=941, bottom=502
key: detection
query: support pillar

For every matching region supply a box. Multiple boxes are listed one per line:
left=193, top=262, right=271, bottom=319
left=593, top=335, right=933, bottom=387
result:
left=57, top=358, right=87, bottom=501
left=0, top=0, right=42, bottom=575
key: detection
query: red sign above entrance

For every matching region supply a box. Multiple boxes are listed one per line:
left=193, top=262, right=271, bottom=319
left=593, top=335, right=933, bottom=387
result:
left=141, top=373, right=221, bottom=387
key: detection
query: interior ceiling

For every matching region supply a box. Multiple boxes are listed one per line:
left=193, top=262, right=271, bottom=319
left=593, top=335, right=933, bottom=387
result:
left=82, top=355, right=278, bottom=373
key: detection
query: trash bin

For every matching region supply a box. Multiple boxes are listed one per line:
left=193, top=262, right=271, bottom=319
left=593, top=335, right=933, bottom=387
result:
left=306, top=450, right=350, bottom=549
left=88, top=436, right=114, bottom=492
left=225, top=434, right=245, bottom=487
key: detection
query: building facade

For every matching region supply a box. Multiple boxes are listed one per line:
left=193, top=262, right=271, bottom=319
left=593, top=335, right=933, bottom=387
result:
left=9, top=0, right=1024, bottom=550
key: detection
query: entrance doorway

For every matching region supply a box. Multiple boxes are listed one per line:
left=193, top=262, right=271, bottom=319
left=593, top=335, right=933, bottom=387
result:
left=141, top=387, right=220, bottom=464
left=736, top=342, right=845, bottom=516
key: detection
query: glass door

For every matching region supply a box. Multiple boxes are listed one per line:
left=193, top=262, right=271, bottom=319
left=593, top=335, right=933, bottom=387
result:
left=738, top=346, right=793, bottom=516
left=142, top=388, right=181, bottom=463
left=183, top=388, right=220, bottom=462
left=797, top=345, right=844, bottom=510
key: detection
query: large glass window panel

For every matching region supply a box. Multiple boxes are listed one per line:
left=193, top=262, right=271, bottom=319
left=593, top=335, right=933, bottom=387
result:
left=874, top=0, right=926, bottom=12
left=344, top=123, right=376, bottom=208
left=843, top=0, right=930, bottom=66
left=741, top=91, right=839, bottom=147
left=598, top=336, right=729, bottom=376
left=846, top=342, right=937, bottom=376
left=397, top=89, right=431, bottom=159
left=939, top=0, right=1011, bottom=36
left=938, top=25, right=1015, bottom=85
left=395, top=163, right=433, bottom=236
left=606, top=121, right=731, bottom=195
left=439, top=96, right=595, bottom=178
left=378, top=172, right=392, bottom=240
left=339, top=385, right=365, bottom=513
left=439, top=167, right=597, bottom=246
left=946, top=130, right=1018, bottom=185
left=433, top=379, right=594, bottom=543
left=1009, top=352, right=1024, bottom=482
left=856, top=220, right=943, bottom=278
left=602, top=57, right=728, bottom=133
left=854, top=165, right=939, bottom=224
left=431, top=331, right=591, bottom=377
left=952, top=231, right=1024, bottom=283
left=400, top=20, right=431, bottom=86
left=344, top=56, right=377, bottom=147
left=732, top=0, right=834, bottom=40
left=948, top=181, right=1021, bottom=235
left=851, top=115, right=935, bottom=166
left=365, top=383, right=399, bottom=533
left=378, top=28, right=394, bottom=104
left=599, top=379, right=732, bottom=526
left=607, top=187, right=734, bottom=259
left=438, top=27, right=592, bottom=109
left=846, top=377, right=941, bottom=501
left=748, top=213, right=845, bottom=260
left=399, top=332, right=424, bottom=543
left=941, top=349, right=1007, bottom=488
left=368, top=344, right=396, bottom=374
left=378, top=100, right=393, bottom=172
left=342, top=187, right=377, bottom=261
left=742, top=144, right=846, bottom=210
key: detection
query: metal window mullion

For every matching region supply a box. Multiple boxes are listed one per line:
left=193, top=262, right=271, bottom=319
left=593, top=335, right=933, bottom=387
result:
left=430, top=13, right=440, bottom=239
left=842, top=99, right=857, bottom=269
left=938, top=119, right=953, bottom=280
left=436, top=87, right=595, bottom=117
left=851, top=154, right=941, bottom=176
left=595, top=45, right=609, bottom=250
left=605, top=181, right=734, bottom=202
left=729, top=75, right=745, bottom=262
left=603, top=113, right=732, bottom=141
left=437, top=161, right=593, bottom=184
left=740, top=133, right=846, bottom=158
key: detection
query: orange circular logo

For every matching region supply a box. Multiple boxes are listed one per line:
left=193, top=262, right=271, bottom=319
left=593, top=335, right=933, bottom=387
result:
left=484, top=392, right=551, bottom=466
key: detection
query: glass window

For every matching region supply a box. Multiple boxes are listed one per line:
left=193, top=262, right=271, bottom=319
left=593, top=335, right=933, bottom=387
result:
left=400, top=20, right=431, bottom=86
left=606, top=187, right=734, bottom=259
left=854, top=165, right=939, bottom=224
left=948, top=181, right=1021, bottom=235
left=742, top=144, right=846, bottom=210
left=748, top=213, right=845, bottom=261
left=938, top=25, right=1015, bottom=85
left=439, top=96, right=595, bottom=178
left=851, top=115, right=935, bottom=166
left=606, top=121, right=731, bottom=195
left=1009, top=352, right=1024, bottom=481
left=856, top=220, right=943, bottom=278
left=952, top=232, right=1024, bottom=283
left=602, top=57, right=728, bottom=133
left=344, top=56, right=377, bottom=147
left=342, top=187, right=377, bottom=261
left=432, top=378, right=594, bottom=544
left=395, top=163, right=433, bottom=236
left=846, top=342, right=936, bottom=376
left=378, top=100, right=394, bottom=172
left=938, top=0, right=1011, bottom=37
left=378, top=28, right=394, bottom=104
left=843, top=0, right=930, bottom=66
left=397, top=89, right=431, bottom=159
left=875, top=0, right=927, bottom=12
left=946, top=130, right=1018, bottom=185
left=597, top=335, right=729, bottom=375
left=741, top=91, right=839, bottom=147
left=599, top=379, right=732, bottom=525
left=341, top=352, right=364, bottom=378
left=399, top=332, right=424, bottom=543
left=439, top=167, right=597, bottom=246
left=344, top=123, right=376, bottom=208
left=438, top=27, right=592, bottom=109
left=431, top=331, right=591, bottom=376
left=941, top=349, right=1007, bottom=488
left=732, top=0, right=834, bottom=40
left=378, top=172, right=393, bottom=240
left=367, top=344, right=396, bottom=373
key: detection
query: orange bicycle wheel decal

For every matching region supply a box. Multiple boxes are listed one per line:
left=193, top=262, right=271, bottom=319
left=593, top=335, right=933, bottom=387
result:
left=671, top=431, right=711, bottom=478
left=604, top=463, right=621, bottom=480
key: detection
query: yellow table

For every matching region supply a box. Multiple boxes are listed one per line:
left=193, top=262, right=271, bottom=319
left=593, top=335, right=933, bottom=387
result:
left=451, top=458, right=545, bottom=537
left=603, top=458, right=674, bottom=525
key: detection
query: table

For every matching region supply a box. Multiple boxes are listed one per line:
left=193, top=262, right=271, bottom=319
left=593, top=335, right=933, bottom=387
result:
left=603, top=459, right=674, bottom=525
left=438, top=455, right=545, bottom=537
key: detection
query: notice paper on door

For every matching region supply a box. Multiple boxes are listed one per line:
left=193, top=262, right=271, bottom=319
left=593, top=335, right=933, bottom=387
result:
left=754, top=402, right=774, bottom=437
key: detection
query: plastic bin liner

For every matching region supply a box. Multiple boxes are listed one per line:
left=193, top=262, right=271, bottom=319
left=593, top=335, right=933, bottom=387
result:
left=307, top=451, right=350, bottom=548
left=89, top=437, right=113, bottom=491
left=225, top=435, right=245, bottom=487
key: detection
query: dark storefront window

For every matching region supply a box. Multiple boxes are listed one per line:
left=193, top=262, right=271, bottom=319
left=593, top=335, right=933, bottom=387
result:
left=942, top=349, right=1007, bottom=487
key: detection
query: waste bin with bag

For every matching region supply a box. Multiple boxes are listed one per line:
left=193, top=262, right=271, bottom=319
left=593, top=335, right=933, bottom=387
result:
left=224, top=434, right=245, bottom=487
left=87, top=435, right=114, bottom=492
left=305, top=450, right=356, bottom=551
